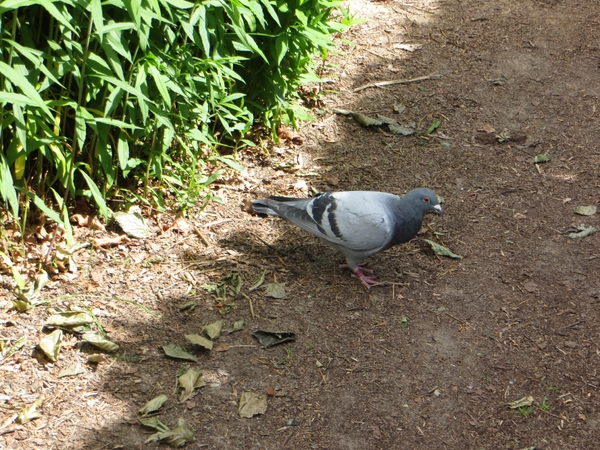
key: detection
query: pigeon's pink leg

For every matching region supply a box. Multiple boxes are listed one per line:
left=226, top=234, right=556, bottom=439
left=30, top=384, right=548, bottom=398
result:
left=339, top=263, right=383, bottom=290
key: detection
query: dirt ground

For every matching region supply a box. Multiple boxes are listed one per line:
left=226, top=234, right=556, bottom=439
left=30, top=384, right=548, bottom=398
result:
left=1, top=0, right=600, bottom=449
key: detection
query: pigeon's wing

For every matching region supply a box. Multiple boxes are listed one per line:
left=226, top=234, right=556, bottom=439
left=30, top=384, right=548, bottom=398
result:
left=314, top=191, right=398, bottom=252
left=262, top=192, right=398, bottom=252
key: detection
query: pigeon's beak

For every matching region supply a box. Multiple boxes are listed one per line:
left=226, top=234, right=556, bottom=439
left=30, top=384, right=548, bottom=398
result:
left=433, top=204, right=443, bottom=215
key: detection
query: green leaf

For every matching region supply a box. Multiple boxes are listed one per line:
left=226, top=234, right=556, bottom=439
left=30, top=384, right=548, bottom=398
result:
left=58, top=363, right=85, bottom=378
left=0, top=61, right=53, bottom=119
left=275, top=34, right=288, bottom=65
left=259, top=0, right=281, bottom=26
left=568, top=224, right=596, bottom=239
left=89, top=0, right=104, bottom=33
left=423, top=240, right=463, bottom=259
left=0, top=153, right=19, bottom=218
left=78, top=168, right=109, bottom=219
left=148, top=64, right=171, bottom=105
left=139, top=416, right=170, bottom=432
left=2, top=335, right=27, bottom=359
left=424, top=120, right=442, bottom=136
left=534, top=154, right=551, bottom=164
left=117, top=131, right=130, bottom=171
left=74, top=107, right=87, bottom=152
left=575, top=205, right=597, bottom=216
left=37, top=0, right=77, bottom=32
left=193, top=3, right=211, bottom=55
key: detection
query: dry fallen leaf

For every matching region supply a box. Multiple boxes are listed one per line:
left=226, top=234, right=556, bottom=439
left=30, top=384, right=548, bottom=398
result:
left=523, top=281, right=539, bottom=293
left=478, top=123, right=495, bottom=133
left=203, top=320, right=223, bottom=340
left=17, top=395, right=44, bottom=424
left=185, top=334, right=213, bottom=351
left=214, top=342, right=230, bottom=352
left=145, top=418, right=194, bottom=447
left=507, top=396, right=534, bottom=409
left=238, top=391, right=268, bottom=418
left=163, top=343, right=198, bottom=361
left=39, top=329, right=63, bottom=362
left=138, top=395, right=168, bottom=416
left=71, top=214, right=106, bottom=231
left=178, top=368, right=205, bottom=402
left=93, top=234, right=130, bottom=248
left=574, top=205, right=597, bottom=216
left=423, top=240, right=463, bottom=259
left=82, top=332, right=119, bottom=353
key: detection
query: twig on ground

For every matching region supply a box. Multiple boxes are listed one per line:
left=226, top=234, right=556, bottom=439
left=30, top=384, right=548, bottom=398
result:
left=194, top=226, right=210, bottom=246
left=353, top=73, right=442, bottom=92
left=202, top=218, right=232, bottom=228
left=445, top=312, right=469, bottom=325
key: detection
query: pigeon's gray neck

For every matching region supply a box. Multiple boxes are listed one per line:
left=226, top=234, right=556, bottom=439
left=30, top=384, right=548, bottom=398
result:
left=390, top=209, right=424, bottom=246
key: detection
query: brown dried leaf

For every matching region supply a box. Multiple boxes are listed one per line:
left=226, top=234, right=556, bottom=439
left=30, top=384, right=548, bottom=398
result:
left=238, top=391, right=268, bottom=418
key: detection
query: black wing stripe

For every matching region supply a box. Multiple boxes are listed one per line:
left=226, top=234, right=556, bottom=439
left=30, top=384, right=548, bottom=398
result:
left=310, top=193, right=334, bottom=225
left=327, top=202, right=344, bottom=239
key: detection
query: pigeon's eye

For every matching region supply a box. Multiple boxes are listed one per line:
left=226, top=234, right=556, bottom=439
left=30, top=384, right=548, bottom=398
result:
left=423, top=197, right=430, bottom=203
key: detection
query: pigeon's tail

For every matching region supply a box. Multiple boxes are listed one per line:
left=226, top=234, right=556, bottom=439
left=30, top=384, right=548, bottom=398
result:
left=252, top=200, right=278, bottom=215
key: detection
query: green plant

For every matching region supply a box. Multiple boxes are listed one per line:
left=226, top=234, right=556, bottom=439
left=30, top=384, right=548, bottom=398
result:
left=0, top=0, right=361, bottom=228
left=276, top=347, right=293, bottom=365
left=516, top=405, right=534, bottom=417
left=540, top=397, right=550, bottom=411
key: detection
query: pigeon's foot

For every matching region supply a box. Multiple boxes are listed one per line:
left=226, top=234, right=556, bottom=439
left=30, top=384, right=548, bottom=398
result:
left=340, top=263, right=383, bottom=289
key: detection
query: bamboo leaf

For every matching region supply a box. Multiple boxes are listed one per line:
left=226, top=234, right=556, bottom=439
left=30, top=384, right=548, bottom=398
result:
left=74, top=107, right=87, bottom=152
left=275, top=34, right=288, bottom=65
left=0, top=91, right=38, bottom=107
left=78, top=168, right=109, bottom=219
left=89, top=0, right=104, bottom=33
left=117, top=131, right=130, bottom=171
left=0, top=61, right=53, bottom=118
left=41, top=0, right=77, bottom=32
left=193, top=3, right=210, bottom=55
left=15, top=188, right=63, bottom=225
left=148, top=64, right=171, bottom=106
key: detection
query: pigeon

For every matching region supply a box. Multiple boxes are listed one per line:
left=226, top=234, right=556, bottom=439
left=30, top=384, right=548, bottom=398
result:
left=252, top=188, right=443, bottom=289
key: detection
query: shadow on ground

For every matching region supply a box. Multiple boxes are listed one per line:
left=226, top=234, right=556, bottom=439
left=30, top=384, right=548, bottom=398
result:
left=2, top=0, right=600, bottom=449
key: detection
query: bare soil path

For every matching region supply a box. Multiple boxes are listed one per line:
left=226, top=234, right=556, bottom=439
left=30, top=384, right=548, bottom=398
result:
left=1, top=1, right=599, bottom=449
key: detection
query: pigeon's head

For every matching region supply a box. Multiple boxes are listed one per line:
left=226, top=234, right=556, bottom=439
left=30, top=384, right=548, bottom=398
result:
left=404, top=188, right=443, bottom=215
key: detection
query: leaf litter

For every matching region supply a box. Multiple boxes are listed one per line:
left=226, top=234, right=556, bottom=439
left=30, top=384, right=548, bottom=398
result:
left=238, top=391, right=268, bottom=418
left=162, top=344, right=198, bottom=362
left=252, top=330, right=296, bottom=348
left=17, top=395, right=44, bottom=424
left=138, top=395, right=169, bottom=416
left=177, top=368, right=206, bottom=402
left=145, top=417, right=194, bottom=447
left=39, top=329, right=62, bottom=362
left=423, top=240, right=463, bottom=259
